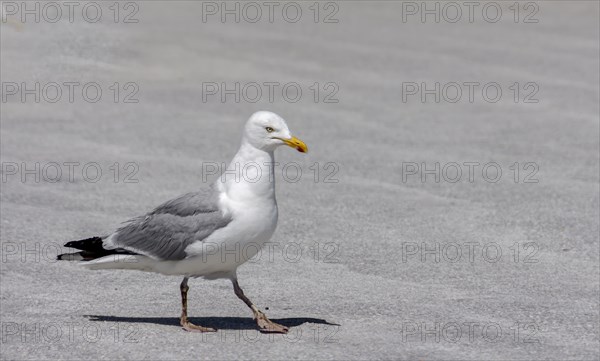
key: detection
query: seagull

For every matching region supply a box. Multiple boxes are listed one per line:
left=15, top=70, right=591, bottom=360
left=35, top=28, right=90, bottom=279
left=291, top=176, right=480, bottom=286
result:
left=58, top=111, right=308, bottom=334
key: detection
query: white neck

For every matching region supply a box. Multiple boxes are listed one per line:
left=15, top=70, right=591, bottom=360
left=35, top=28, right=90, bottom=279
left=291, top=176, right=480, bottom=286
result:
left=215, top=139, right=276, bottom=202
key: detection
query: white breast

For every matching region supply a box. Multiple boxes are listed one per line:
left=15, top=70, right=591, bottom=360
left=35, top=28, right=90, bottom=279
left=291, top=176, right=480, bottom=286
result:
left=183, top=141, right=280, bottom=276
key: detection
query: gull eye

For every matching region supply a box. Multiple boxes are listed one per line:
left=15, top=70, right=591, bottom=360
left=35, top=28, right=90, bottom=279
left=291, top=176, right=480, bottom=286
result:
left=265, top=127, right=275, bottom=133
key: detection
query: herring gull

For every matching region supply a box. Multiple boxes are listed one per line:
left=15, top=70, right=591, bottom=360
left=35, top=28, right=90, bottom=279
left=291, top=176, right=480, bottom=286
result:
left=58, top=111, right=308, bottom=333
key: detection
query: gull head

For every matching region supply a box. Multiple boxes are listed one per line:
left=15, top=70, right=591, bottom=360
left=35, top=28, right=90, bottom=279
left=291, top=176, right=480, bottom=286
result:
left=243, top=111, right=308, bottom=153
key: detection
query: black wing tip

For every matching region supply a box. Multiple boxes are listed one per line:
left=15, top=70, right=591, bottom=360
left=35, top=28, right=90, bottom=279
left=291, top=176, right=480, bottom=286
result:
left=59, top=236, right=137, bottom=262
left=64, top=237, right=104, bottom=250
left=57, top=252, right=84, bottom=261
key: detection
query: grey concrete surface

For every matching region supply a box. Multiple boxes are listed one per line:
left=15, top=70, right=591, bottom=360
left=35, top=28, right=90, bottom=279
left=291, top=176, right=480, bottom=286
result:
left=1, top=1, right=598, bottom=360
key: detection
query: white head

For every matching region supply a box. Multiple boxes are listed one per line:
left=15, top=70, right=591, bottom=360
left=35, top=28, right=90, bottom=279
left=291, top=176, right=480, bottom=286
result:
left=243, top=111, right=308, bottom=153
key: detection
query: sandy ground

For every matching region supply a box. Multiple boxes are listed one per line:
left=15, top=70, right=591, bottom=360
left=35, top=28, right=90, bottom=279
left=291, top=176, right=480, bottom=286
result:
left=1, top=1, right=599, bottom=360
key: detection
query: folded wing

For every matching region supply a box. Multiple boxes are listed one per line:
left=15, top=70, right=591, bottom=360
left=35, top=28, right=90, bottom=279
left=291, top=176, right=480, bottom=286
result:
left=109, top=187, right=232, bottom=260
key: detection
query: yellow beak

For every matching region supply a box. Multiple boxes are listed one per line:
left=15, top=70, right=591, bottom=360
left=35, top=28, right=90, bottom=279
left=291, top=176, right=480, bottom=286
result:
left=280, top=136, right=308, bottom=153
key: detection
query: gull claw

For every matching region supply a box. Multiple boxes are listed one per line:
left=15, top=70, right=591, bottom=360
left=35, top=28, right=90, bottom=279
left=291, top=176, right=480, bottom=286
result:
left=181, top=320, right=217, bottom=333
left=255, top=311, right=289, bottom=334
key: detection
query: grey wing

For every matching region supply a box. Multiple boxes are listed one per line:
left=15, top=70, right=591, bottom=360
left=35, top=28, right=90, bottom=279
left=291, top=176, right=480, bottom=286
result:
left=111, top=187, right=231, bottom=260
left=150, top=187, right=222, bottom=216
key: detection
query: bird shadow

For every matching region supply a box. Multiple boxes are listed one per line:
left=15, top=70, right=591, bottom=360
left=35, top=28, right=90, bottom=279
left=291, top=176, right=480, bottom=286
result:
left=85, top=315, right=339, bottom=331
